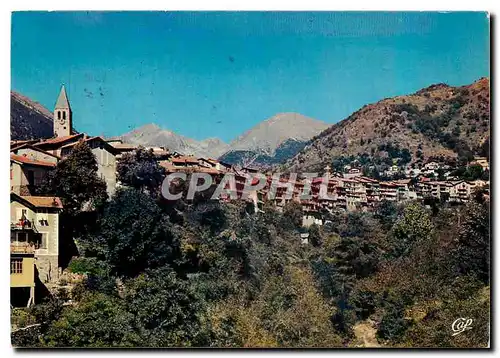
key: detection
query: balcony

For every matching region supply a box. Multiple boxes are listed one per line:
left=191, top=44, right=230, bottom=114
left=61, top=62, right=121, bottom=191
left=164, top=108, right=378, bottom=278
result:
left=10, top=242, right=37, bottom=254
left=11, top=218, right=35, bottom=231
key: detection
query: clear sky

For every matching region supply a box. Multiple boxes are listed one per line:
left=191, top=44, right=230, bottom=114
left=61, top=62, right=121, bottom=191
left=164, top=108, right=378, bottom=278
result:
left=11, top=11, right=489, bottom=143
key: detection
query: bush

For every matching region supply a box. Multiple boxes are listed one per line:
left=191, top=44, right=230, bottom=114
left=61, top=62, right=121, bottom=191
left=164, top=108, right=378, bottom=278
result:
left=377, top=302, right=410, bottom=341
left=68, top=257, right=103, bottom=275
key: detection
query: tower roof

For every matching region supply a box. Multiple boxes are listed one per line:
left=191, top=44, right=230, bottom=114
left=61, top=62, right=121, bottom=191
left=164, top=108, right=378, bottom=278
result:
left=55, top=85, right=70, bottom=109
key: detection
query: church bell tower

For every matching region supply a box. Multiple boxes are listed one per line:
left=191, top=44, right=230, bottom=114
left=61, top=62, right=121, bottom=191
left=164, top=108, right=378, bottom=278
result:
left=53, top=85, right=72, bottom=138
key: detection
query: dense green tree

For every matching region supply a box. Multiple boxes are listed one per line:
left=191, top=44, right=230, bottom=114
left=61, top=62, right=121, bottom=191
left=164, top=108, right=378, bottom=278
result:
left=42, top=293, right=139, bottom=347
left=308, top=223, right=322, bottom=247
left=282, top=201, right=303, bottom=229
left=91, top=188, right=181, bottom=277
left=333, top=236, right=380, bottom=280
left=390, top=203, right=434, bottom=258
left=123, top=267, right=205, bottom=347
left=377, top=300, right=410, bottom=342
left=40, top=140, right=108, bottom=214
left=453, top=201, right=490, bottom=284
left=374, top=200, right=398, bottom=231
left=117, top=146, right=166, bottom=194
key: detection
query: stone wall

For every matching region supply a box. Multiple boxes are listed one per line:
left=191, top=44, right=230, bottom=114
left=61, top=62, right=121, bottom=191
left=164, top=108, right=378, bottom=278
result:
left=35, top=255, right=59, bottom=283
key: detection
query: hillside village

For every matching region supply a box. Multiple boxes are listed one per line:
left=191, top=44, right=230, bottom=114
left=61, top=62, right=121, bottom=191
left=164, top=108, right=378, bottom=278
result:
left=10, top=85, right=490, bottom=309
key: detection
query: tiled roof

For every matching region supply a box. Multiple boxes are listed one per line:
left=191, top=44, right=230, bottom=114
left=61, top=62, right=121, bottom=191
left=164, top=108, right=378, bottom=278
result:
left=35, top=133, right=83, bottom=146
left=57, top=136, right=119, bottom=155
left=111, top=143, right=138, bottom=151
left=380, top=182, right=397, bottom=187
left=198, top=167, right=223, bottom=175
left=11, top=139, right=39, bottom=149
left=171, top=156, right=199, bottom=164
left=21, top=196, right=63, bottom=209
left=159, top=161, right=179, bottom=172
left=59, top=136, right=100, bottom=149
left=10, top=144, right=60, bottom=159
left=10, top=154, right=56, bottom=168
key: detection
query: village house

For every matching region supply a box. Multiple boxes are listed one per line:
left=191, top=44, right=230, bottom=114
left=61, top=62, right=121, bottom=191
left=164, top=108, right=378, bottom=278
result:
left=343, top=178, right=367, bottom=211
left=11, top=193, right=64, bottom=306
left=10, top=150, right=57, bottom=196
left=448, top=181, right=473, bottom=203
left=198, top=158, right=232, bottom=173
left=343, top=167, right=363, bottom=179
left=383, top=164, right=401, bottom=177
left=59, top=136, right=119, bottom=196
left=301, top=200, right=323, bottom=227
left=217, top=170, right=262, bottom=212
left=390, top=179, right=414, bottom=201
left=106, top=138, right=138, bottom=160
left=357, top=177, right=380, bottom=207
left=470, top=156, right=489, bottom=171
left=424, top=161, right=440, bottom=171
left=311, top=177, right=338, bottom=210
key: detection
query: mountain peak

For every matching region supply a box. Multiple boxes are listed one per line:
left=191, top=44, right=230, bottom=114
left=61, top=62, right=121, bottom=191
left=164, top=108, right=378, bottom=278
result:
left=136, top=123, right=161, bottom=132
left=229, top=113, right=329, bottom=155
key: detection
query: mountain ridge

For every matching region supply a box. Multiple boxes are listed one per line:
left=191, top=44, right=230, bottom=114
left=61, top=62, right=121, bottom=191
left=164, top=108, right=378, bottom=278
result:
left=11, top=78, right=489, bottom=172
left=11, top=91, right=55, bottom=140
left=119, top=112, right=329, bottom=164
left=284, top=77, right=490, bottom=173
left=119, top=123, right=230, bottom=158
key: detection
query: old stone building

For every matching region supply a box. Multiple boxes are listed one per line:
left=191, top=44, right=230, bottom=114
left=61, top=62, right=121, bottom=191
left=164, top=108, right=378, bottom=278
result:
left=10, top=152, right=56, bottom=196
left=10, top=194, right=64, bottom=292
left=60, top=136, right=119, bottom=196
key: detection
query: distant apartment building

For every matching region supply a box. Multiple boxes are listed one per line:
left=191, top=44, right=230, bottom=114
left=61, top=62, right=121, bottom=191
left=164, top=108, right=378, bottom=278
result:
left=449, top=181, right=473, bottom=203
left=379, top=182, right=398, bottom=202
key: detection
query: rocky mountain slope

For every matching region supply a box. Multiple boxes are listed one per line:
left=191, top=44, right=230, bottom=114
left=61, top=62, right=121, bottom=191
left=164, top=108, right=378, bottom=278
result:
left=120, top=123, right=229, bottom=158
left=219, top=138, right=310, bottom=168
left=11, top=91, right=54, bottom=140
left=285, top=78, right=490, bottom=173
left=219, top=113, right=329, bottom=167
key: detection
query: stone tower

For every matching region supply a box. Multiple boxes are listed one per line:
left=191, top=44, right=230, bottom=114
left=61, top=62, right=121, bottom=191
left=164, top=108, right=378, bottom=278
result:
left=53, top=85, right=72, bottom=138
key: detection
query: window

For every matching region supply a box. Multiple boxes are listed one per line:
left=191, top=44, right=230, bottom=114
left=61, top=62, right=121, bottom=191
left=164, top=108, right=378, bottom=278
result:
left=63, top=111, right=66, bottom=120
left=39, top=219, right=48, bottom=226
left=11, top=258, right=23, bottom=274
left=57, top=111, right=61, bottom=120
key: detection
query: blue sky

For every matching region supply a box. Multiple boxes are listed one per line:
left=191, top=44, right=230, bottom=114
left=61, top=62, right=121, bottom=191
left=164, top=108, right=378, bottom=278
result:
left=11, top=11, right=489, bottom=142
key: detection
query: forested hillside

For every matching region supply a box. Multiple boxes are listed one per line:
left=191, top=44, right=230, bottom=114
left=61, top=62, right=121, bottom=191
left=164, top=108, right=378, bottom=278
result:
left=12, top=144, right=490, bottom=348
left=286, top=78, right=490, bottom=173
